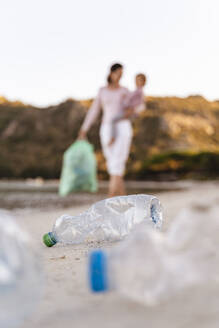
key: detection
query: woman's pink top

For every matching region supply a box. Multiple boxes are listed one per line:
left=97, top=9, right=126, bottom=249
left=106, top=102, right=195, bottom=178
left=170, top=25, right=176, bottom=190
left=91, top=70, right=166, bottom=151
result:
left=81, top=86, right=145, bottom=132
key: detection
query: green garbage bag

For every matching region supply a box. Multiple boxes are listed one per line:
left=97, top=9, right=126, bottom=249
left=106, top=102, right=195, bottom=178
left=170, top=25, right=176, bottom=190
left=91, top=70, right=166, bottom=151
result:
left=59, top=140, right=98, bottom=196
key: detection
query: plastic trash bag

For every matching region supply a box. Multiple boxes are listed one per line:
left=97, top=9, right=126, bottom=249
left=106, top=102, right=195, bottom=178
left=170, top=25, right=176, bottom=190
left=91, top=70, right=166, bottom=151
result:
left=59, top=140, right=98, bottom=196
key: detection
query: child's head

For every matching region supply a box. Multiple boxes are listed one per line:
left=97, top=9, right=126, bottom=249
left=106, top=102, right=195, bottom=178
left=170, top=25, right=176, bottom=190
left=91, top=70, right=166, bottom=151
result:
left=136, top=73, right=147, bottom=88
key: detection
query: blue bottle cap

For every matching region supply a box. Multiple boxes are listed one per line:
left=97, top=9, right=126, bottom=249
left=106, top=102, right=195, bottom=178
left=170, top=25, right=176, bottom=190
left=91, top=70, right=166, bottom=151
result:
left=89, top=250, right=109, bottom=293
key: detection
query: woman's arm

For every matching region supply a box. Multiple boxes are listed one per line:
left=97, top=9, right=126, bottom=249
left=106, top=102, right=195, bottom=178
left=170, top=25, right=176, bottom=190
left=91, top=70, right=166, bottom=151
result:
left=121, top=89, right=140, bottom=109
left=120, top=95, right=146, bottom=120
left=131, top=90, right=146, bottom=116
left=78, top=89, right=102, bottom=138
left=116, top=88, right=144, bottom=119
left=134, top=101, right=146, bottom=115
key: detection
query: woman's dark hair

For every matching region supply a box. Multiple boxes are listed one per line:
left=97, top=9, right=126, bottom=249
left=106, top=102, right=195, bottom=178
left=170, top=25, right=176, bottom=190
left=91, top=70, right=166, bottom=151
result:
left=107, top=63, right=123, bottom=84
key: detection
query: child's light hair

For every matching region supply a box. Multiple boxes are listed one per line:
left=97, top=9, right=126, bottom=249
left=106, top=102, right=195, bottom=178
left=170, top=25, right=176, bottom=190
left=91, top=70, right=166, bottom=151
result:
left=136, top=73, right=147, bottom=83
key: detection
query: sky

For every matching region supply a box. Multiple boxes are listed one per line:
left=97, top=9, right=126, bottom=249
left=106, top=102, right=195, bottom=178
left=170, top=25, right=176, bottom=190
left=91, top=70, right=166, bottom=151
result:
left=0, top=0, right=219, bottom=107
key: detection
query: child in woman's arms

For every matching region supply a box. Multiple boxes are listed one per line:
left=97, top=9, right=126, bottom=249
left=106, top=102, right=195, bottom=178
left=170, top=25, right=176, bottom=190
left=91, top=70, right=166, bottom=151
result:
left=108, top=73, right=146, bottom=146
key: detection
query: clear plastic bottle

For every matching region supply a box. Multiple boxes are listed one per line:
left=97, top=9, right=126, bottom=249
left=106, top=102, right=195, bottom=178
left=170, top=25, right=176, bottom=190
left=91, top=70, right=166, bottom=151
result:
left=0, top=211, right=42, bottom=328
left=88, top=224, right=165, bottom=305
left=88, top=203, right=219, bottom=307
left=43, top=194, right=162, bottom=247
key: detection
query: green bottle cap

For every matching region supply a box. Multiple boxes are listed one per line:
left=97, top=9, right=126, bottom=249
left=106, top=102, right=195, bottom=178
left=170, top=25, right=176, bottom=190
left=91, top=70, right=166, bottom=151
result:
left=43, top=232, right=57, bottom=247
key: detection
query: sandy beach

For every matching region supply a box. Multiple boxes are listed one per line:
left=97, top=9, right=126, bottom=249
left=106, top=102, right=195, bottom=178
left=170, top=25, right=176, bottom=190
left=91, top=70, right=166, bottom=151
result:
left=2, top=180, right=219, bottom=328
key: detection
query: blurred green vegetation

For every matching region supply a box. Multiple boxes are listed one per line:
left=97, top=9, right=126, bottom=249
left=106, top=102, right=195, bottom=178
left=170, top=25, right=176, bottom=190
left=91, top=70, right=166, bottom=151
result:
left=0, top=95, right=218, bottom=180
left=127, top=151, right=219, bottom=180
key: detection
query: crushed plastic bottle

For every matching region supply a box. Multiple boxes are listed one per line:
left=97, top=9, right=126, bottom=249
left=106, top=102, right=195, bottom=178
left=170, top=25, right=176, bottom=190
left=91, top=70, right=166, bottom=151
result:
left=43, top=194, right=162, bottom=247
left=88, top=203, right=219, bottom=307
left=0, top=211, right=43, bottom=328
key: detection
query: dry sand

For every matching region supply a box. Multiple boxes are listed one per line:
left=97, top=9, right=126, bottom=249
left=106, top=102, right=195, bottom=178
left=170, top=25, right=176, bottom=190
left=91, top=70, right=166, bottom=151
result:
left=2, top=180, right=219, bottom=328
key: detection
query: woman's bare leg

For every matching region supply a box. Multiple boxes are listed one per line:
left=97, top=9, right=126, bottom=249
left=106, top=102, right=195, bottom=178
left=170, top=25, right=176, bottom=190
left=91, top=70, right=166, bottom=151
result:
left=118, top=176, right=126, bottom=195
left=108, top=175, right=117, bottom=197
left=109, top=175, right=126, bottom=197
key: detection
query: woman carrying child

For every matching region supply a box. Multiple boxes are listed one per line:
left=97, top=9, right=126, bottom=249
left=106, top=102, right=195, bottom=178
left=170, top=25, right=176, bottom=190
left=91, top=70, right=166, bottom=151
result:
left=78, top=63, right=146, bottom=197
